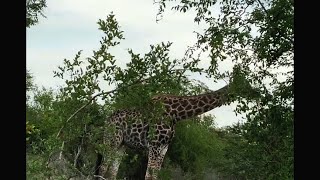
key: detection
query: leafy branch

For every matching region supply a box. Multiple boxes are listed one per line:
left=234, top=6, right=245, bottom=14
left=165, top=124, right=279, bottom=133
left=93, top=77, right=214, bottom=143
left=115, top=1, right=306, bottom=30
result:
left=56, top=77, right=150, bottom=138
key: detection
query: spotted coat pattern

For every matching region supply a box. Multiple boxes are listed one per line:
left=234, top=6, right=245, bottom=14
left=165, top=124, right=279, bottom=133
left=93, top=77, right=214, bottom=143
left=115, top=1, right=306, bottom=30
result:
left=96, top=85, right=230, bottom=180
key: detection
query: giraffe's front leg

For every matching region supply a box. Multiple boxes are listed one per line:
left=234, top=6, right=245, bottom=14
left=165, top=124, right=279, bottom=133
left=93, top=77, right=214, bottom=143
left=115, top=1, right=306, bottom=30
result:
left=145, top=145, right=169, bottom=180
left=97, top=147, right=125, bottom=180
left=109, top=147, right=125, bottom=179
left=97, top=128, right=124, bottom=180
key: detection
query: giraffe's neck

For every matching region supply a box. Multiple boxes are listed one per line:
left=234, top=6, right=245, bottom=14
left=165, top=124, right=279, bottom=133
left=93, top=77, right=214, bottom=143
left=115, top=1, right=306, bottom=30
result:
left=154, top=85, right=230, bottom=121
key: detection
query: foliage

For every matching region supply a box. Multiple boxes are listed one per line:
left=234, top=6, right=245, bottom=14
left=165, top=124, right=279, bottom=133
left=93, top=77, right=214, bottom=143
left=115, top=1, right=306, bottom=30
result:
left=44, top=11, right=235, bottom=179
left=27, top=12, right=210, bottom=179
left=26, top=0, right=47, bottom=28
left=26, top=71, right=34, bottom=91
left=156, top=0, right=293, bottom=96
left=155, top=0, right=294, bottom=178
left=27, top=0, right=293, bottom=178
left=166, top=115, right=228, bottom=179
left=26, top=84, right=109, bottom=177
left=26, top=121, right=40, bottom=144
left=117, top=149, right=148, bottom=179
left=27, top=154, right=49, bottom=179
left=222, top=87, right=293, bottom=179
left=53, top=13, right=208, bottom=131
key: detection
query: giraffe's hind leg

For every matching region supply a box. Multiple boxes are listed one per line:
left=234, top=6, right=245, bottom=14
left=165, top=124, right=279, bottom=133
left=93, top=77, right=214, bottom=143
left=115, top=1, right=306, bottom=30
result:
left=145, top=144, right=169, bottom=180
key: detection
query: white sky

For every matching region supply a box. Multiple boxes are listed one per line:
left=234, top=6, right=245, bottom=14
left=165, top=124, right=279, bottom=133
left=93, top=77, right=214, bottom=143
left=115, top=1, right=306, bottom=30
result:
left=26, top=0, right=246, bottom=127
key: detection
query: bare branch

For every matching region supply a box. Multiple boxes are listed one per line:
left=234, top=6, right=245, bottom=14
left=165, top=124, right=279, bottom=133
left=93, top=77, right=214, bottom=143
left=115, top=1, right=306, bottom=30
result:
left=73, top=144, right=82, bottom=167
left=74, top=124, right=86, bottom=167
left=256, top=0, right=268, bottom=14
left=59, top=141, right=65, bottom=160
left=93, top=175, right=107, bottom=180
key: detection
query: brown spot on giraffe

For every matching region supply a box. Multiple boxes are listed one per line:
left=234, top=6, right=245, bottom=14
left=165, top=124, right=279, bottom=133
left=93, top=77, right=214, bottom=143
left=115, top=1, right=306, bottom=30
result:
left=186, top=111, right=193, bottom=117
left=178, top=111, right=186, bottom=117
left=185, top=104, right=192, bottom=110
left=200, top=96, right=209, bottom=103
left=171, top=103, right=179, bottom=109
left=195, top=108, right=203, bottom=114
left=198, top=100, right=205, bottom=107
left=177, top=105, right=184, bottom=111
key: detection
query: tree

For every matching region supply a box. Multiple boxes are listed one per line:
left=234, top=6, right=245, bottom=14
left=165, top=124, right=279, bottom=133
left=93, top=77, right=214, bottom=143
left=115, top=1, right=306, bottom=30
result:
left=165, top=115, right=228, bottom=179
left=51, top=12, right=241, bottom=179
left=26, top=0, right=47, bottom=28
left=27, top=0, right=293, bottom=178
left=26, top=0, right=48, bottom=147
left=155, top=0, right=293, bottom=178
left=25, top=12, right=207, bottom=179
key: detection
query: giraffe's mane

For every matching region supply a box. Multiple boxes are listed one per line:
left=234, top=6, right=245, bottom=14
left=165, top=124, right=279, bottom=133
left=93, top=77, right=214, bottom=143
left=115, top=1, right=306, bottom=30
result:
left=151, top=91, right=214, bottom=100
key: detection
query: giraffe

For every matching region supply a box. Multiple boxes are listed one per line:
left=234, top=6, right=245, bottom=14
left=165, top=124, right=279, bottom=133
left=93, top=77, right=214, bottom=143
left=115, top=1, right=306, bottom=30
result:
left=95, top=84, right=231, bottom=180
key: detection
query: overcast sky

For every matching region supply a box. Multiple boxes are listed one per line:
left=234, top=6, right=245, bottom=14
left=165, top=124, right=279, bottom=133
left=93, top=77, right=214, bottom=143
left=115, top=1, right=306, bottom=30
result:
left=27, top=0, right=246, bottom=127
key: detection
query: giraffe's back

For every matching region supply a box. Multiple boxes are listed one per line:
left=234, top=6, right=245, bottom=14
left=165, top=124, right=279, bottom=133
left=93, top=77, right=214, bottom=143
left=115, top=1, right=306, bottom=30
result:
left=107, top=109, right=175, bottom=151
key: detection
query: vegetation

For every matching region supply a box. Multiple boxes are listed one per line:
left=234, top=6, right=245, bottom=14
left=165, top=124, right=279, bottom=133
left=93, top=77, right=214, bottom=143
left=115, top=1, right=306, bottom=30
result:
left=26, top=0, right=47, bottom=28
left=27, top=0, right=293, bottom=179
